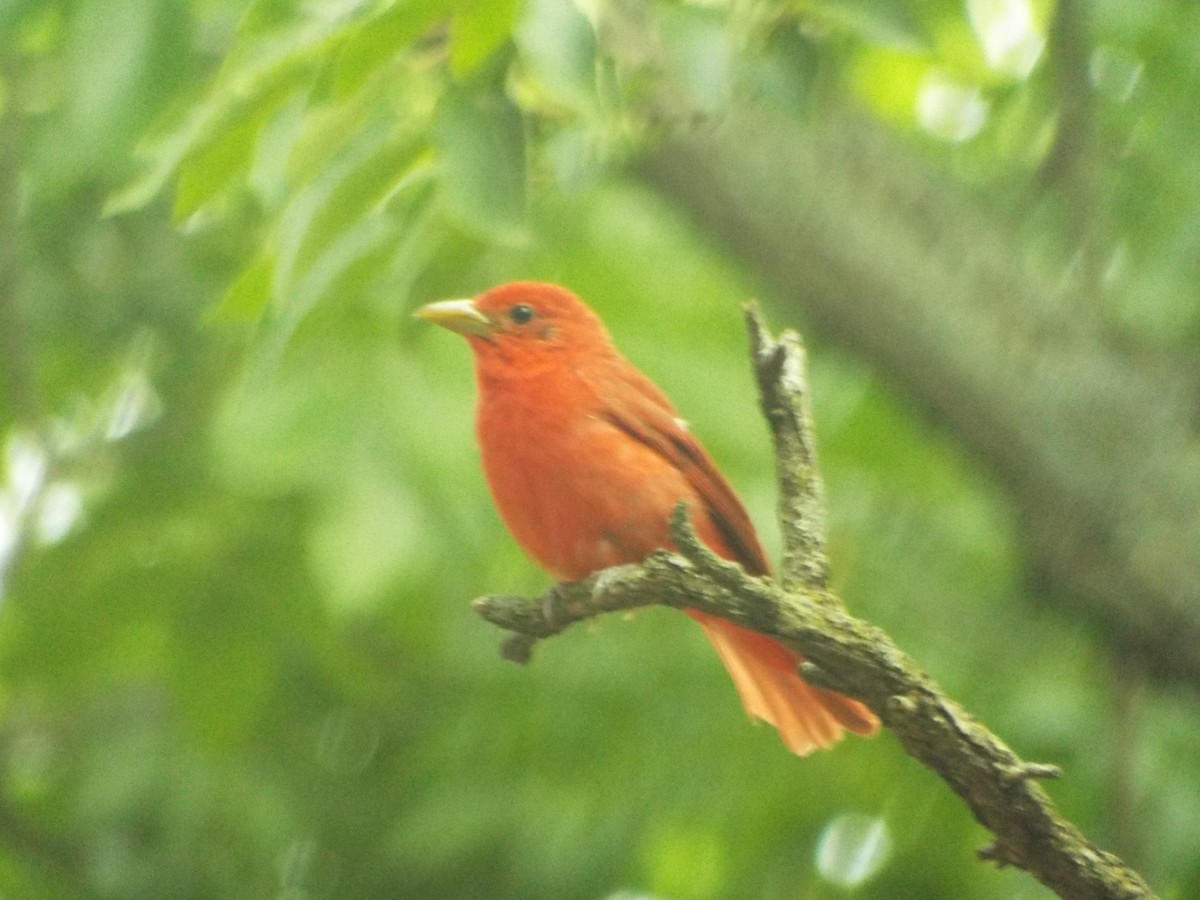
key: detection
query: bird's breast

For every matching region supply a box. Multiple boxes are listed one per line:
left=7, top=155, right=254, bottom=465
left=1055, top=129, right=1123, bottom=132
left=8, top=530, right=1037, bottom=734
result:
left=476, top=385, right=696, bottom=581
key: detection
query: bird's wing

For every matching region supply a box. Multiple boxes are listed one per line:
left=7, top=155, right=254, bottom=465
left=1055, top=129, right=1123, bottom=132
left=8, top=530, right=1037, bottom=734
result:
left=598, top=364, right=771, bottom=577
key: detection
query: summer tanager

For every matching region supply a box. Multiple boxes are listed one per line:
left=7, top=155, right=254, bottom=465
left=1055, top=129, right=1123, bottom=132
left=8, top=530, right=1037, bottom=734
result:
left=418, top=281, right=878, bottom=754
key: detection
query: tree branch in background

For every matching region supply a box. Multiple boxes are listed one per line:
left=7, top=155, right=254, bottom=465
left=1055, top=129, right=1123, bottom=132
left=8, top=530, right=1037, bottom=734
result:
left=473, top=308, right=1155, bottom=900
left=636, top=108, right=1200, bottom=692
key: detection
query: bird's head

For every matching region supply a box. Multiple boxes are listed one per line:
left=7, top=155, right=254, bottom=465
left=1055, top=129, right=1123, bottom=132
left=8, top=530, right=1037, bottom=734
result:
left=416, top=282, right=615, bottom=373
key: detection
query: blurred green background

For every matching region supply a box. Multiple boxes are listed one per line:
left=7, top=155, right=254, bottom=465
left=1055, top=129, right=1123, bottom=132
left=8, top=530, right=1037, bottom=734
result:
left=1, top=0, right=1197, bottom=897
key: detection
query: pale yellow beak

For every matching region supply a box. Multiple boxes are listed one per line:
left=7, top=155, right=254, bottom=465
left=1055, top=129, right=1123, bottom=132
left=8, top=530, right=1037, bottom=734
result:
left=414, top=298, right=494, bottom=337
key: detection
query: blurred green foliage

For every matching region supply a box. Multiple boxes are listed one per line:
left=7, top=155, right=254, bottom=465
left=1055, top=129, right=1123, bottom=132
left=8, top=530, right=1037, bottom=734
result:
left=0, top=0, right=1197, bottom=897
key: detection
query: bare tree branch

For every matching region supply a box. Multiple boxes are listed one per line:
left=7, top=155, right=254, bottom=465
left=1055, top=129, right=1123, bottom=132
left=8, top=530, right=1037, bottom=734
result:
left=744, top=304, right=832, bottom=595
left=471, top=309, right=1156, bottom=900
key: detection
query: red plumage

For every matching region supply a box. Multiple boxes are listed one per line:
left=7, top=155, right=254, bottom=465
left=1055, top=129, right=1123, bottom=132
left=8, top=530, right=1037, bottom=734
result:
left=419, top=281, right=878, bottom=754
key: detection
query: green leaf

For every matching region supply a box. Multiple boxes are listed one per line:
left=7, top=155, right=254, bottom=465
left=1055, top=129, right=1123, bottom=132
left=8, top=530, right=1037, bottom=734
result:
left=172, top=102, right=273, bottom=222
left=449, top=0, right=520, bottom=76
left=243, top=129, right=436, bottom=360
left=104, top=62, right=310, bottom=217
left=280, top=125, right=431, bottom=296
left=106, top=0, right=417, bottom=217
left=432, top=86, right=527, bottom=239
left=212, top=160, right=436, bottom=381
left=515, top=0, right=599, bottom=111
left=285, top=53, right=439, bottom=192
left=212, top=250, right=275, bottom=323
left=324, top=0, right=458, bottom=99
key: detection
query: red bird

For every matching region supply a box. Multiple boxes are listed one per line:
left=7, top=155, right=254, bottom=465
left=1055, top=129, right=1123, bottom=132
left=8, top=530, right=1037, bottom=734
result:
left=418, top=282, right=878, bottom=754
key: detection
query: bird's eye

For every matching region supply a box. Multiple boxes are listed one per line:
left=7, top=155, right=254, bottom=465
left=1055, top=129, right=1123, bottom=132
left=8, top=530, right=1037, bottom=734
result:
left=508, top=304, right=535, bottom=325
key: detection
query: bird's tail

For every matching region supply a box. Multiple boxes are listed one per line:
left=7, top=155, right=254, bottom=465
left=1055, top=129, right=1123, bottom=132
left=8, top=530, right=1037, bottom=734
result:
left=686, top=610, right=879, bottom=755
